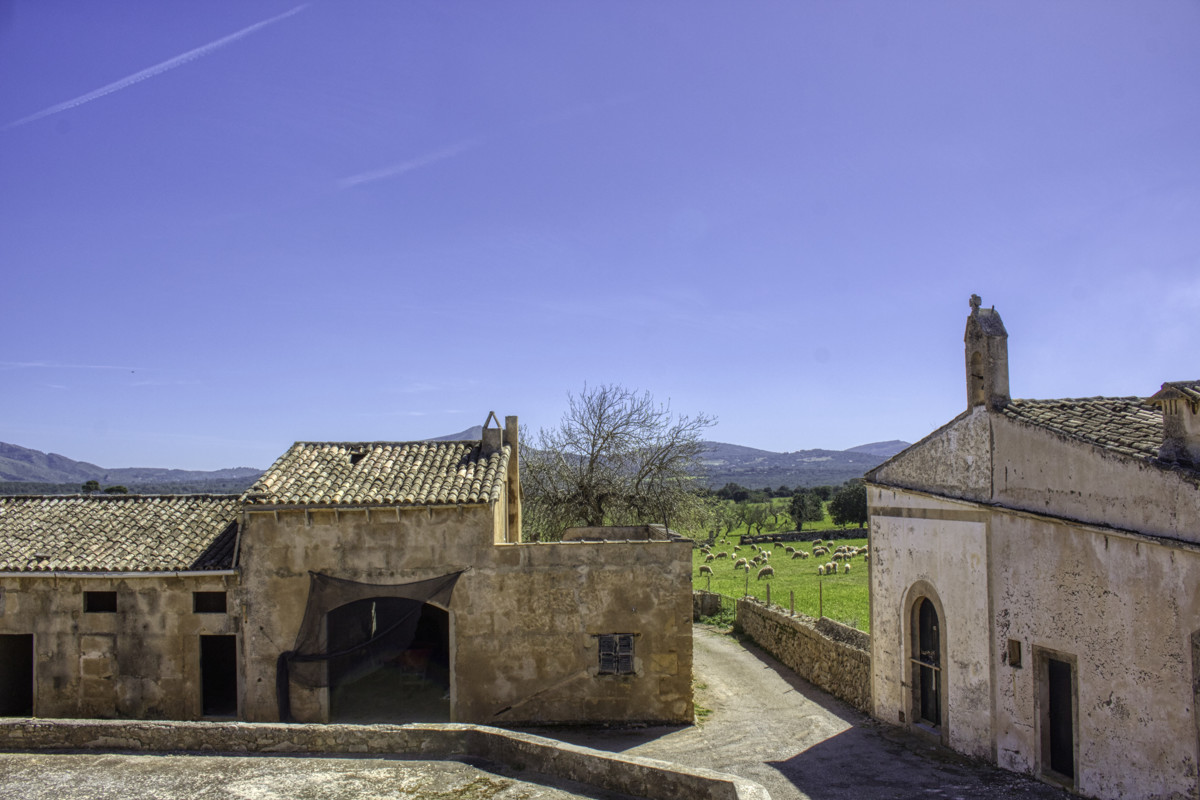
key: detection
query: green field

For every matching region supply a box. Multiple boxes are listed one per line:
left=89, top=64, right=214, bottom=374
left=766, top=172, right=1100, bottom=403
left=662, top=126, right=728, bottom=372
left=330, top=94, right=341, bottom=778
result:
left=691, top=534, right=870, bottom=632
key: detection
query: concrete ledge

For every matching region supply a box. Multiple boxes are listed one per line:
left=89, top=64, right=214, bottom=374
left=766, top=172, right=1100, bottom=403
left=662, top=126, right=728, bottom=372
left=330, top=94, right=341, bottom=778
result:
left=0, top=719, right=770, bottom=800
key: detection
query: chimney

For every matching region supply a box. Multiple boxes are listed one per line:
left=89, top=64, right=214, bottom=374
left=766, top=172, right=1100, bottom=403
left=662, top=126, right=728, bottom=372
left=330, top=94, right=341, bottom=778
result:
left=505, top=415, right=521, bottom=542
left=964, top=294, right=1010, bottom=411
left=481, top=411, right=503, bottom=456
left=1148, top=382, right=1200, bottom=467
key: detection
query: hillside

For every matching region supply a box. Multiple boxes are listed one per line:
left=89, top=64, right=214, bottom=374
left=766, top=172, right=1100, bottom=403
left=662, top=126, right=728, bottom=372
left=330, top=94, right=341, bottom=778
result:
left=698, top=439, right=908, bottom=489
left=0, top=442, right=262, bottom=494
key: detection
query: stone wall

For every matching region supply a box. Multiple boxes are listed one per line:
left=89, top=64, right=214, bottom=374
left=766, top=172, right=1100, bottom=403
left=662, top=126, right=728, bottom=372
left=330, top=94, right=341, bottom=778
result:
left=735, top=598, right=870, bottom=712
left=0, top=719, right=769, bottom=800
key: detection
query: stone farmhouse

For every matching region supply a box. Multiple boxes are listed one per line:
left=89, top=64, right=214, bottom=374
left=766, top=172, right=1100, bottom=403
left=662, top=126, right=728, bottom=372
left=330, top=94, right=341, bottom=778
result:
left=867, top=296, right=1200, bottom=800
left=0, top=415, right=693, bottom=726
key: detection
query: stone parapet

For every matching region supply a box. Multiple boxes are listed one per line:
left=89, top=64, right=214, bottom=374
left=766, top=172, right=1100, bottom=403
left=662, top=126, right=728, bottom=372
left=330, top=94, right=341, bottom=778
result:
left=736, top=598, right=871, bottom=712
left=0, top=719, right=769, bottom=800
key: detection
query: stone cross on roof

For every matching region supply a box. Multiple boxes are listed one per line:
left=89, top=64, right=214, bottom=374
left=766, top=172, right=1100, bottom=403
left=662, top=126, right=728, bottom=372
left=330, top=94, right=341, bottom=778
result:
left=970, top=294, right=982, bottom=313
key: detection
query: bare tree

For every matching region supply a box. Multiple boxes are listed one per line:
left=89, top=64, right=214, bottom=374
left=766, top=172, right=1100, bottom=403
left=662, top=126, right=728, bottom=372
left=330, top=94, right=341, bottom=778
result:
left=521, top=384, right=715, bottom=541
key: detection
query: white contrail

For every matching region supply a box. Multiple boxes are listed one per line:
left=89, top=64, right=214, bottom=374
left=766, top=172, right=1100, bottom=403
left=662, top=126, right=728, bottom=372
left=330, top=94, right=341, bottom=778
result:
left=338, top=138, right=484, bottom=189
left=2, top=4, right=309, bottom=131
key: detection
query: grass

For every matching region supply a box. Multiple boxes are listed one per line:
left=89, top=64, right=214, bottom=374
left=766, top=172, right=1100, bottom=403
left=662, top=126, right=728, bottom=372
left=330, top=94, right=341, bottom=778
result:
left=691, top=532, right=870, bottom=632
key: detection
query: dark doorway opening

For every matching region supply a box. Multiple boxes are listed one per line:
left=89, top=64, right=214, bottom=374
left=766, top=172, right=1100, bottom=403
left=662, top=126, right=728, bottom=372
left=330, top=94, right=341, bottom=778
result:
left=327, top=598, right=450, bottom=723
left=200, top=635, right=238, bottom=717
left=0, top=635, right=33, bottom=716
left=912, top=598, right=941, bottom=727
left=1045, top=656, right=1075, bottom=780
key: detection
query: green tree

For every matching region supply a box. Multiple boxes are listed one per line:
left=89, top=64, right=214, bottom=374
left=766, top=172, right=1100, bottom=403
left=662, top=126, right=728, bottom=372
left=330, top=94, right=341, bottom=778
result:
left=102, top=485, right=129, bottom=494
left=521, top=384, right=715, bottom=541
left=829, top=481, right=868, bottom=528
left=789, top=490, right=824, bottom=529
left=81, top=480, right=100, bottom=493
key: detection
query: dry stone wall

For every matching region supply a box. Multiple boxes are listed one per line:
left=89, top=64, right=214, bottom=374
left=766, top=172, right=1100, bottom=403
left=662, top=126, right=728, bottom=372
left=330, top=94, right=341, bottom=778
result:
left=736, top=598, right=871, bottom=712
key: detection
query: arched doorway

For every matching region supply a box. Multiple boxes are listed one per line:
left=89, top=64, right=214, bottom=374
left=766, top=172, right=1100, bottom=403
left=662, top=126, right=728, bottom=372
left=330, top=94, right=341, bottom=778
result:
left=910, top=597, right=942, bottom=728
left=326, top=598, right=450, bottom=723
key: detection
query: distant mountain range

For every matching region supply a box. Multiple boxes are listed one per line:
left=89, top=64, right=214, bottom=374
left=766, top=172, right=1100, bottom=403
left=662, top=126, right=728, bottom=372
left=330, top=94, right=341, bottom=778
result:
left=0, top=442, right=262, bottom=495
left=0, top=435, right=909, bottom=495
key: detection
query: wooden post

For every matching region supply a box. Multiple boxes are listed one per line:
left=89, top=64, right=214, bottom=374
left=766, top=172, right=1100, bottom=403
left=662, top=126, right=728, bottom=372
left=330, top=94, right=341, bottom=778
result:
left=790, top=590, right=794, bottom=616
left=744, top=567, right=749, bottom=598
left=819, top=580, right=823, bottom=619
left=766, top=583, right=771, bottom=607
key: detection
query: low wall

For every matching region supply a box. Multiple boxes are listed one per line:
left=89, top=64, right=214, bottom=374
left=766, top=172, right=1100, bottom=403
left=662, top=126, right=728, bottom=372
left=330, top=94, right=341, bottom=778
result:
left=0, top=719, right=768, bottom=800
left=693, top=591, right=724, bottom=620
left=736, top=597, right=871, bottom=712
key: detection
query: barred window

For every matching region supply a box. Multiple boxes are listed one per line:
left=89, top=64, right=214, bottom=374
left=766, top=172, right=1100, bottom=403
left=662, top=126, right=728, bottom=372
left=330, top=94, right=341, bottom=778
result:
left=597, top=633, right=635, bottom=675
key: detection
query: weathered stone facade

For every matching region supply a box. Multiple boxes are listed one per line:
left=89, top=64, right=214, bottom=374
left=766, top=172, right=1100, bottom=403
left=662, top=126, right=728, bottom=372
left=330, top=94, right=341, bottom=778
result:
left=0, top=415, right=694, bottom=728
left=868, top=298, right=1200, bottom=800
left=735, top=598, right=870, bottom=712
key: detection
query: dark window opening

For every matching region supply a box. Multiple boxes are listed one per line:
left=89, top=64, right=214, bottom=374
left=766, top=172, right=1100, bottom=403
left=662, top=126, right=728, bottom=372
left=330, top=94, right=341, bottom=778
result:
left=349, top=451, right=366, bottom=465
left=911, top=598, right=941, bottom=727
left=200, top=635, right=237, bottom=717
left=84, top=591, right=117, bottom=613
left=0, top=635, right=33, bottom=716
left=1007, top=639, right=1022, bottom=668
left=193, top=592, right=227, bottom=614
left=598, top=634, right=635, bottom=675
left=1045, top=657, right=1075, bottom=780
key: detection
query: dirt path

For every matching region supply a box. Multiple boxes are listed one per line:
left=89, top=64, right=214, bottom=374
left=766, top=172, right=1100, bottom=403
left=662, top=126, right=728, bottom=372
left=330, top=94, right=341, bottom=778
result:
left=536, top=625, right=1070, bottom=800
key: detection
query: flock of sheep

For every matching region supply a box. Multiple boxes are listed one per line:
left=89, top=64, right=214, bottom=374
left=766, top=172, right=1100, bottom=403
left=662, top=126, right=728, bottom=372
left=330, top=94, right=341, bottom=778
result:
left=697, top=539, right=869, bottom=581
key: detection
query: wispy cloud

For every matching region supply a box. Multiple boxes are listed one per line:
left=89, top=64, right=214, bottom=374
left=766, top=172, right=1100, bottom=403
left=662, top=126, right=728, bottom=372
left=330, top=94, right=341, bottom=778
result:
left=338, top=94, right=638, bottom=189
left=338, top=138, right=484, bottom=189
left=2, top=4, right=309, bottom=131
left=0, top=361, right=141, bottom=371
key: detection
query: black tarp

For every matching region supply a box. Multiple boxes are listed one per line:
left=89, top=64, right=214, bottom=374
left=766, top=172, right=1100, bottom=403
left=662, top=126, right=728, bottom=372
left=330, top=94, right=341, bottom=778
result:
left=276, top=570, right=462, bottom=721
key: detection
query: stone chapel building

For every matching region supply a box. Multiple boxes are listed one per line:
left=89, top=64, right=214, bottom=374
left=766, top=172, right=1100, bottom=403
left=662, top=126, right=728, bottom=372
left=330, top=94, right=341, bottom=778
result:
left=0, top=415, right=693, bottom=726
left=867, top=297, right=1200, bottom=799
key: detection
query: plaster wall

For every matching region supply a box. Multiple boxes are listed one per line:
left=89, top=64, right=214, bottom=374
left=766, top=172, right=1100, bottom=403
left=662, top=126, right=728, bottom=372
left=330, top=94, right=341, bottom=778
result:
left=0, top=574, right=237, bottom=720
left=870, top=408, right=992, bottom=503
left=237, top=504, right=693, bottom=726
left=868, top=486, right=992, bottom=758
left=992, top=416, right=1200, bottom=544
left=990, top=512, right=1200, bottom=799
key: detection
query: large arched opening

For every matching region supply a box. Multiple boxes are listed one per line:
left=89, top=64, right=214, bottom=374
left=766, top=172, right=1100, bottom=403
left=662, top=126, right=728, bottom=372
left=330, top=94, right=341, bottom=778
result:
left=326, top=598, right=451, bottom=723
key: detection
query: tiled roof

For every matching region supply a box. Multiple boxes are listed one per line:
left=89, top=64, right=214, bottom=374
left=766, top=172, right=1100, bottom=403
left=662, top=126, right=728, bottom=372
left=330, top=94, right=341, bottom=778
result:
left=0, top=495, right=239, bottom=572
left=1000, top=397, right=1162, bottom=460
left=242, top=441, right=510, bottom=507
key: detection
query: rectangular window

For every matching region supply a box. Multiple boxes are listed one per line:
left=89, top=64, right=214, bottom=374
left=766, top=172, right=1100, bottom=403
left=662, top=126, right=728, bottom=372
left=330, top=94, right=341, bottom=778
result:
left=193, top=592, right=227, bottom=614
left=597, top=633, right=635, bottom=675
left=83, top=591, right=117, bottom=613
left=1007, top=639, right=1022, bottom=668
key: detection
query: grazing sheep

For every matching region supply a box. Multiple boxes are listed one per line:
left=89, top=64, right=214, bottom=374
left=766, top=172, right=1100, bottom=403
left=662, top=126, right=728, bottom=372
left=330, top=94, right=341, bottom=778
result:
left=814, top=539, right=824, bottom=546
left=792, top=551, right=804, bottom=559
left=699, top=565, right=714, bottom=576
left=716, top=552, right=729, bottom=559
left=813, top=547, right=828, bottom=557
left=843, top=563, right=851, bottom=574
left=785, top=546, right=796, bottom=555
left=773, top=541, right=783, bottom=549
left=732, top=545, right=741, bottom=552
left=704, top=554, right=715, bottom=563
left=817, top=565, right=826, bottom=575
left=864, top=554, right=870, bottom=562
left=757, top=566, right=775, bottom=580
left=828, top=562, right=838, bottom=574
left=733, top=558, right=748, bottom=569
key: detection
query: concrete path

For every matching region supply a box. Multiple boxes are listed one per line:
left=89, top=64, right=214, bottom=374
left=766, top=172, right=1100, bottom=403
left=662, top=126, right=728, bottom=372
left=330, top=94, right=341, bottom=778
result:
left=0, top=752, right=630, bottom=800
left=531, top=625, right=1071, bottom=800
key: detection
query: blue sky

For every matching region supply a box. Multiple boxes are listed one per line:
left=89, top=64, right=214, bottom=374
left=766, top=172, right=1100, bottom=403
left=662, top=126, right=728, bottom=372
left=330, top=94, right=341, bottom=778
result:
left=2, top=1, right=1199, bottom=471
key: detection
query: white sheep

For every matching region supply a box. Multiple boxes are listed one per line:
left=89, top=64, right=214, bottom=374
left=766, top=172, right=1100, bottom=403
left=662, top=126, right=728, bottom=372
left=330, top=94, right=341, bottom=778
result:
left=757, top=566, right=775, bottom=580
left=817, top=565, right=826, bottom=576
left=843, top=563, right=851, bottom=574
left=733, top=557, right=748, bottom=569
left=716, top=552, right=729, bottom=559
left=699, top=565, right=714, bottom=576
left=704, top=553, right=715, bottom=562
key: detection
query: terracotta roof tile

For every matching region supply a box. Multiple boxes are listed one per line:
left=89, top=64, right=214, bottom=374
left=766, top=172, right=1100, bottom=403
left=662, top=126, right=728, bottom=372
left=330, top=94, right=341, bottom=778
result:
left=242, top=441, right=510, bottom=507
left=0, top=495, right=240, bottom=572
left=1001, top=397, right=1162, bottom=460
